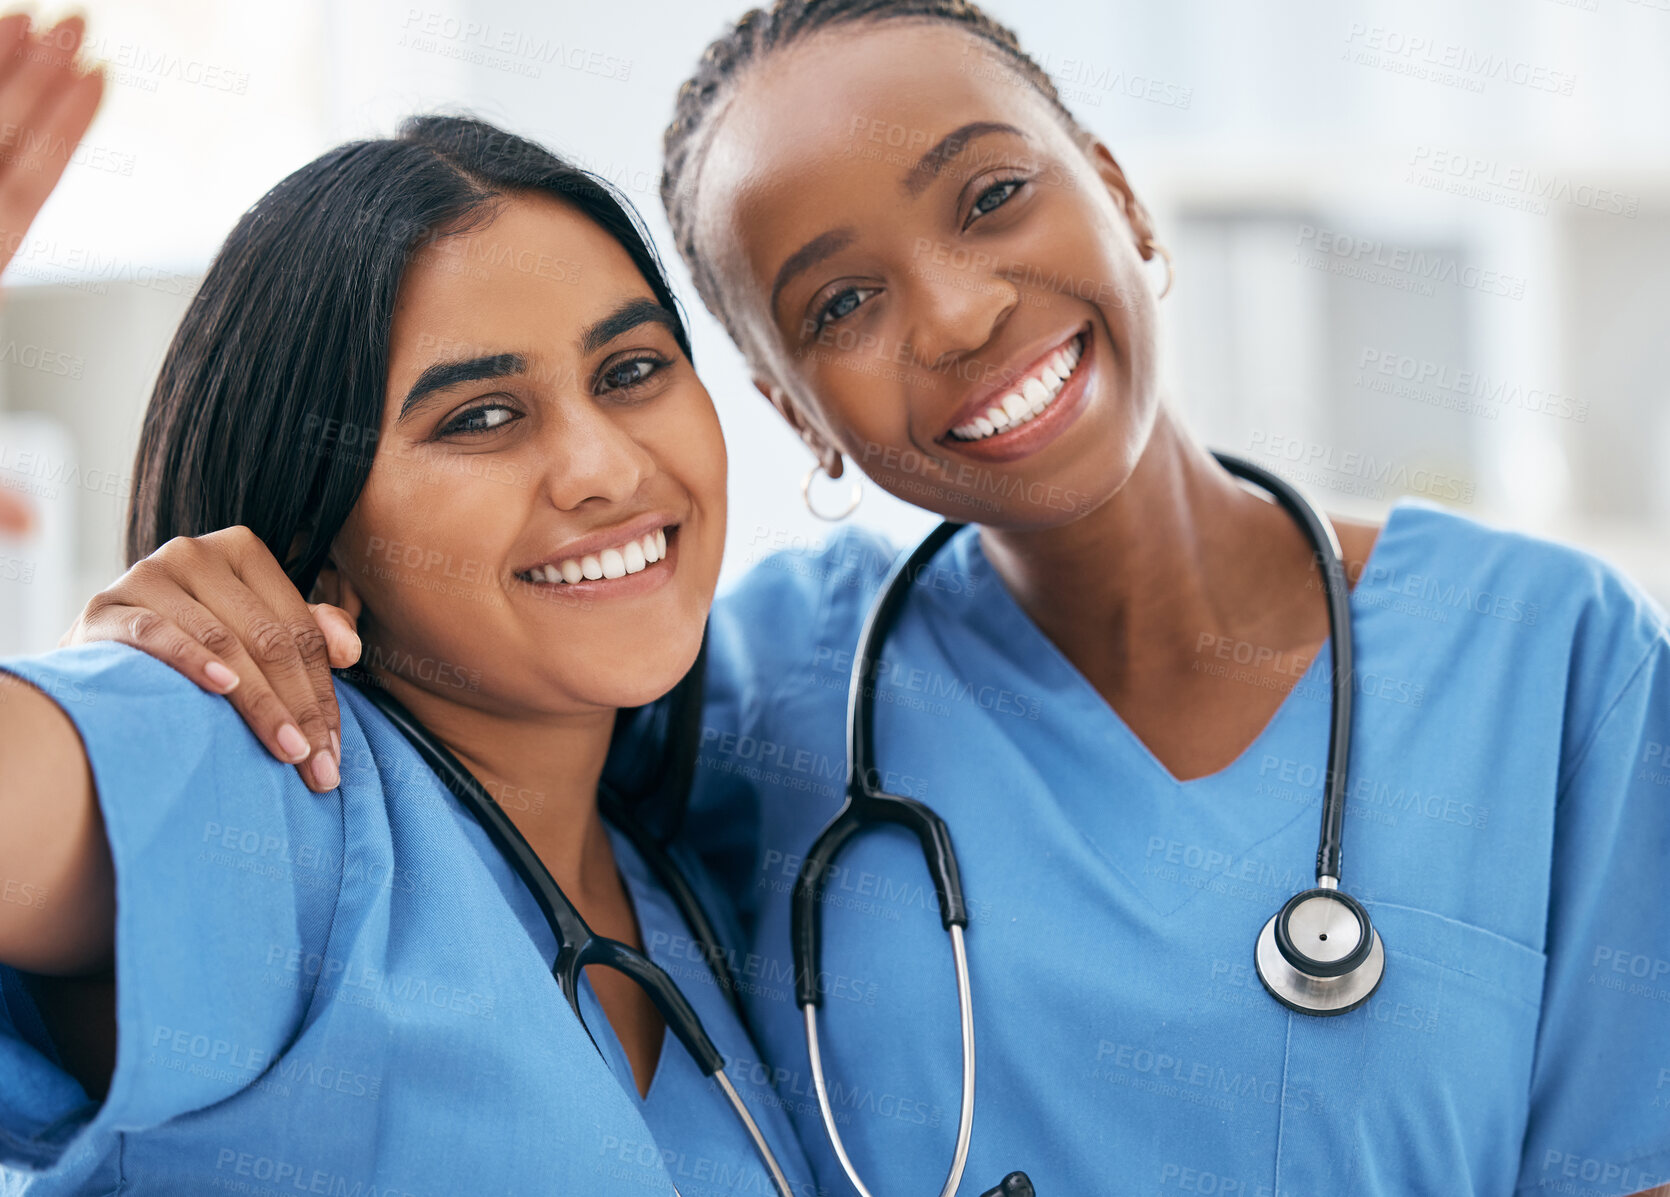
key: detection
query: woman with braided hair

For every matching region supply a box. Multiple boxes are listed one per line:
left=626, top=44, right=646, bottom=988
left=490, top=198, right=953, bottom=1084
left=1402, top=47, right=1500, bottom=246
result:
left=62, top=2, right=1670, bottom=1194
left=650, top=5, right=1670, bottom=1194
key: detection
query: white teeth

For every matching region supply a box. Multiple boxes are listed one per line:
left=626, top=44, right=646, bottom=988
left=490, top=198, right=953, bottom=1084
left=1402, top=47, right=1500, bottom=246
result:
left=521, top=527, right=677, bottom=587
left=948, top=334, right=1084, bottom=443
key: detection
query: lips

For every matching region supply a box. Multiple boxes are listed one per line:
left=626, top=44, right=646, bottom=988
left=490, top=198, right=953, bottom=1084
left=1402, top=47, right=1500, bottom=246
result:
left=518, top=528, right=668, bottom=585
left=513, top=515, right=678, bottom=589
left=935, top=325, right=1096, bottom=464
left=946, top=332, right=1085, bottom=443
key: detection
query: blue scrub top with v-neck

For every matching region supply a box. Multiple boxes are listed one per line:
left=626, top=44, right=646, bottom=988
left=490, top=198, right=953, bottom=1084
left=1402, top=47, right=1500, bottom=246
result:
left=0, top=643, right=812, bottom=1196
left=679, top=499, right=1670, bottom=1197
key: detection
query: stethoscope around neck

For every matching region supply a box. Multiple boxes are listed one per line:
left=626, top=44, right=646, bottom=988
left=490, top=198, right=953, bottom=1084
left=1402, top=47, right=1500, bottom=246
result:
left=790, top=450, right=1383, bottom=1196
left=347, top=677, right=796, bottom=1197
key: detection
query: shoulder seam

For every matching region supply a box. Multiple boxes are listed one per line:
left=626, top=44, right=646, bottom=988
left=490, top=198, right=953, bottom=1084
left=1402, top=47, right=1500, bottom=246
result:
left=1554, top=639, right=1659, bottom=803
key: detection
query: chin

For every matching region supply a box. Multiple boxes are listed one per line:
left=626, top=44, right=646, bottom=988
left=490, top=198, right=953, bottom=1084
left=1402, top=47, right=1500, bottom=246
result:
left=579, top=623, right=708, bottom=712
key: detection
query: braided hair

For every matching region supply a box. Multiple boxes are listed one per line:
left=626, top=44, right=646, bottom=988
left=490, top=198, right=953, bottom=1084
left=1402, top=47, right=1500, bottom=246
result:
left=660, top=0, right=1083, bottom=347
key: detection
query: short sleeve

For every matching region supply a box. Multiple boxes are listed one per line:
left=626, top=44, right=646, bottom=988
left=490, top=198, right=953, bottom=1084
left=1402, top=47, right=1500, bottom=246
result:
left=0, top=643, right=343, bottom=1176
left=1517, top=635, right=1670, bottom=1192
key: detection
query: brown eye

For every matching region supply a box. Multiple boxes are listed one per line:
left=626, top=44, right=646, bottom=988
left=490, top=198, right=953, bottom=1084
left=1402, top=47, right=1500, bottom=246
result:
left=965, top=177, right=1027, bottom=228
left=598, top=355, right=668, bottom=393
left=440, top=403, right=519, bottom=436
left=814, top=285, right=881, bottom=333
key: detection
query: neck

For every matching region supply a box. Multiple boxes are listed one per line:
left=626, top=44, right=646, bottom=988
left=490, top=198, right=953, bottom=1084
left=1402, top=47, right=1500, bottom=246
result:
left=356, top=664, right=620, bottom=902
left=978, top=406, right=1321, bottom=697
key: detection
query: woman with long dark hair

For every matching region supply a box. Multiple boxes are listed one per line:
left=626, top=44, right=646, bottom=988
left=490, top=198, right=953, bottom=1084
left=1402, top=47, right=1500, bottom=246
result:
left=0, top=111, right=812, bottom=1194
left=63, top=2, right=1670, bottom=1195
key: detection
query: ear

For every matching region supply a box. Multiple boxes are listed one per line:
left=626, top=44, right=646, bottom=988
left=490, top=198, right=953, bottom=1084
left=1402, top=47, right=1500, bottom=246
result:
left=288, top=529, right=364, bottom=622
left=308, top=556, right=365, bottom=625
left=1082, top=136, right=1159, bottom=260
left=752, top=375, right=843, bottom=476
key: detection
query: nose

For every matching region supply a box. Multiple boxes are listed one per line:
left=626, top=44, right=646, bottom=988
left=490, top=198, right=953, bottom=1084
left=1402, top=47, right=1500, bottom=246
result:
left=900, top=260, right=1019, bottom=370
left=537, top=397, right=655, bottom=511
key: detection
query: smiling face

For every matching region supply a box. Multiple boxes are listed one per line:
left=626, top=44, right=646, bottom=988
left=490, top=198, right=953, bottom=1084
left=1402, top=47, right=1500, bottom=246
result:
left=332, top=191, right=726, bottom=717
left=691, top=21, right=1163, bottom=528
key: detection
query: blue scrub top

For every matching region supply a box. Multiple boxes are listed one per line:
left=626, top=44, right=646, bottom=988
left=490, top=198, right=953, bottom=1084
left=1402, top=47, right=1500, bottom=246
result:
left=0, top=644, right=812, bottom=1196
left=683, top=499, right=1670, bottom=1197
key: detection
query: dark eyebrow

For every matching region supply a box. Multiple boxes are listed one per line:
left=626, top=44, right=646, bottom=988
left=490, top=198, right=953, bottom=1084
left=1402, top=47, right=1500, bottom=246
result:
left=400, top=353, right=525, bottom=418
left=580, top=297, right=682, bottom=355
left=769, top=228, right=856, bottom=319
left=902, top=121, right=1030, bottom=198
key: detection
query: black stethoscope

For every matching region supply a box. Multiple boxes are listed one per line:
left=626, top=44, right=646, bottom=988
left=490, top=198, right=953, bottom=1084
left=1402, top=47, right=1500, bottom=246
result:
left=790, top=451, right=1382, bottom=1196
left=347, top=679, right=794, bottom=1197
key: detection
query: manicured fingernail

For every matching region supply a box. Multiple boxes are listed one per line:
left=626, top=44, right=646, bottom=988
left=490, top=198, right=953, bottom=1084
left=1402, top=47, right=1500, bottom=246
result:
left=204, top=661, right=239, bottom=692
left=310, top=751, right=339, bottom=791
left=329, top=729, right=341, bottom=766
left=276, top=723, right=309, bottom=762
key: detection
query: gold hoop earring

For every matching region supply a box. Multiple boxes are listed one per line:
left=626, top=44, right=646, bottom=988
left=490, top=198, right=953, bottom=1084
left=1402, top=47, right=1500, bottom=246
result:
left=1142, top=237, right=1174, bottom=300
left=801, top=460, right=862, bottom=521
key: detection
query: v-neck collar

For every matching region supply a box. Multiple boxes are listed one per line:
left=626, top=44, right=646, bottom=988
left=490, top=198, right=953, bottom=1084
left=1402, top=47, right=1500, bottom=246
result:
left=953, top=500, right=1414, bottom=789
left=575, top=824, right=676, bottom=1107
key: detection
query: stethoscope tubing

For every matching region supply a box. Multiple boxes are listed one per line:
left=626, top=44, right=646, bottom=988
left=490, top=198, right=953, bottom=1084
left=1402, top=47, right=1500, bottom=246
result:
left=803, top=922, right=977, bottom=1197
left=789, top=449, right=1371, bottom=1188
left=1210, top=452, right=1356, bottom=884
left=343, top=676, right=792, bottom=1197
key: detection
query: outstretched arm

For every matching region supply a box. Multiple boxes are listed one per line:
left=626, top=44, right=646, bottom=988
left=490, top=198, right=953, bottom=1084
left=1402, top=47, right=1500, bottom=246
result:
left=0, top=668, right=110, bottom=975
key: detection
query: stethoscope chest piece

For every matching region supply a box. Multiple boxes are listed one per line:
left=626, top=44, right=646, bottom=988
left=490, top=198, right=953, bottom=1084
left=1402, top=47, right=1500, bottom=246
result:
left=1255, top=885, right=1384, bottom=1015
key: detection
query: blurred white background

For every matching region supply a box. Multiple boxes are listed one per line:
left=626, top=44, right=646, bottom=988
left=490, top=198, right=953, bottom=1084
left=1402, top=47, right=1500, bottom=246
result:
left=1, top=0, right=1666, bottom=653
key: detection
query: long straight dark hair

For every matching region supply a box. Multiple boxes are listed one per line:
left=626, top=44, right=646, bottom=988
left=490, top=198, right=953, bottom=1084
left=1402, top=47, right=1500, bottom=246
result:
left=125, top=114, right=702, bottom=831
